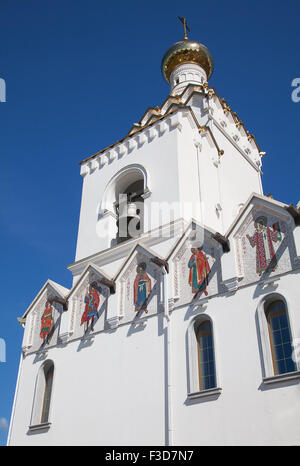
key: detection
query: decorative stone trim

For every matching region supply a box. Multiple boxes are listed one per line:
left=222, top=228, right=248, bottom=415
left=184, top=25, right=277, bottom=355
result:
left=187, top=387, right=222, bottom=401
left=137, top=132, right=147, bottom=146
left=141, top=188, right=152, bottom=199
left=116, top=144, right=126, bottom=158
left=101, top=209, right=117, bottom=220
left=168, top=298, right=175, bottom=311
left=80, top=164, right=89, bottom=177
left=209, top=116, right=261, bottom=173
left=158, top=121, right=167, bottom=135
left=259, top=276, right=280, bottom=289
left=107, top=149, right=117, bottom=162
left=58, top=332, right=70, bottom=344
left=89, top=158, right=98, bottom=173
left=22, top=345, right=31, bottom=355
left=262, top=371, right=300, bottom=385
left=80, top=113, right=183, bottom=177
left=222, top=277, right=239, bottom=292
left=190, top=297, right=209, bottom=310
left=81, top=334, right=95, bottom=342
left=107, top=316, right=120, bottom=329
left=35, top=348, right=48, bottom=358
left=98, top=154, right=108, bottom=168
left=28, top=422, right=51, bottom=432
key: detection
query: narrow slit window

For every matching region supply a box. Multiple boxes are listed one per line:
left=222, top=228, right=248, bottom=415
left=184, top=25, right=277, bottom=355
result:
left=41, top=363, right=54, bottom=423
left=196, top=321, right=216, bottom=391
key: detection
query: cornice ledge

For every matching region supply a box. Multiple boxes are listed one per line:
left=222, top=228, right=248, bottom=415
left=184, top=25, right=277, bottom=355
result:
left=58, top=331, right=71, bottom=345
left=69, top=220, right=186, bottom=275
left=107, top=315, right=120, bottom=330
left=190, top=297, right=209, bottom=310
left=221, top=277, right=240, bottom=292
left=258, top=276, right=280, bottom=289
left=187, top=387, right=222, bottom=401
left=262, top=371, right=300, bottom=385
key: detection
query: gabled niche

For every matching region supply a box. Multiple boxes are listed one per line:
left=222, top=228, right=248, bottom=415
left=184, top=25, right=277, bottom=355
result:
left=170, top=223, right=224, bottom=306
left=116, top=245, right=164, bottom=324
left=233, top=201, right=296, bottom=286
left=67, top=264, right=112, bottom=340
left=22, top=280, right=69, bottom=355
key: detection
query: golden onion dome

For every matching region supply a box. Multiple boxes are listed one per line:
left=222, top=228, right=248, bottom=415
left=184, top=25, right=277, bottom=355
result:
left=161, top=38, right=214, bottom=83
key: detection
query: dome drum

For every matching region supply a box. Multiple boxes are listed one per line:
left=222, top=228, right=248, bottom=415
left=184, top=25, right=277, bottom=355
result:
left=161, top=39, right=214, bottom=84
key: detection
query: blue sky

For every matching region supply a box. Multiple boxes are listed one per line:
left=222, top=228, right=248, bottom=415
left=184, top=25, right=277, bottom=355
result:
left=0, top=0, right=299, bottom=445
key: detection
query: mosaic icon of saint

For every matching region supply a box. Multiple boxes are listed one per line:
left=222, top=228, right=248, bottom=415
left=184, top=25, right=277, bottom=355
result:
left=40, top=300, right=54, bottom=343
left=246, top=216, right=282, bottom=276
left=133, top=263, right=152, bottom=314
left=81, top=282, right=102, bottom=332
left=188, top=247, right=211, bottom=297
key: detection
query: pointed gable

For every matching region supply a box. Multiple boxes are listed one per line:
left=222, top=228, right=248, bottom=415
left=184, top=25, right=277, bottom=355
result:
left=67, top=263, right=114, bottom=340
left=168, top=221, right=225, bottom=306
left=21, top=280, right=69, bottom=354
left=115, top=244, right=166, bottom=323
left=227, top=194, right=297, bottom=286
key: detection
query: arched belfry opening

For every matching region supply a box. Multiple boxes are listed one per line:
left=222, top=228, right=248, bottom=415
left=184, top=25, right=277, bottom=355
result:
left=100, top=165, right=150, bottom=245
left=116, top=176, right=144, bottom=244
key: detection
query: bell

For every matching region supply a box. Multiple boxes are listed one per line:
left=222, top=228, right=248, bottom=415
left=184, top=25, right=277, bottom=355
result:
left=116, top=202, right=141, bottom=241
left=118, top=202, right=140, bottom=221
left=127, top=202, right=140, bottom=220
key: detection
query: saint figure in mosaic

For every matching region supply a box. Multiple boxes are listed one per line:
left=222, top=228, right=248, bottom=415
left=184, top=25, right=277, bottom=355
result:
left=134, top=263, right=152, bottom=313
left=81, top=282, right=102, bottom=331
left=188, top=247, right=210, bottom=297
left=40, top=300, right=54, bottom=343
left=246, top=216, right=282, bottom=276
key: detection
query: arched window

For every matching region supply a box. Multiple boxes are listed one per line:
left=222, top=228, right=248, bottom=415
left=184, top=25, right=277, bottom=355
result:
left=265, top=300, right=296, bottom=376
left=116, top=177, right=144, bottom=244
left=257, top=293, right=299, bottom=382
left=195, top=320, right=216, bottom=391
left=30, top=360, right=54, bottom=428
left=187, top=315, right=221, bottom=399
left=100, top=165, right=150, bottom=246
left=41, top=362, right=54, bottom=423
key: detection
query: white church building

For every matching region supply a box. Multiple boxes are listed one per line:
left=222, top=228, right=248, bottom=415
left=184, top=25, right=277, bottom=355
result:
left=7, top=27, right=300, bottom=446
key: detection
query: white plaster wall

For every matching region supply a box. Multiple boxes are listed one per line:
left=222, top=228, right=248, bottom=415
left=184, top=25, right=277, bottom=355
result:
left=211, top=128, right=262, bottom=232
left=171, top=272, right=300, bottom=446
left=8, top=313, right=167, bottom=446
left=170, top=106, right=222, bottom=233
left=192, top=137, right=223, bottom=232
left=10, top=270, right=300, bottom=446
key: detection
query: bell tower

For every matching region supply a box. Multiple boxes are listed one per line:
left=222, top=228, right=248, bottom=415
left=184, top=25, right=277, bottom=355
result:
left=74, top=26, right=263, bottom=279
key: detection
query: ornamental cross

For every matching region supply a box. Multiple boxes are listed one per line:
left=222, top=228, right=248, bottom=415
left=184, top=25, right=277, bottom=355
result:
left=178, top=16, right=190, bottom=39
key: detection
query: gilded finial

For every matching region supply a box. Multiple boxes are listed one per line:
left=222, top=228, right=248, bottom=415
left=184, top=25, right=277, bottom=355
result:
left=178, top=16, right=190, bottom=40
left=17, top=317, right=26, bottom=325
